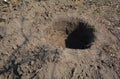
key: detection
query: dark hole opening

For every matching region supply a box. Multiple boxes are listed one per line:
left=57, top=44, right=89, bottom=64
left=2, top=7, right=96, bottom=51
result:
left=65, top=22, right=95, bottom=49
left=0, top=35, right=3, bottom=40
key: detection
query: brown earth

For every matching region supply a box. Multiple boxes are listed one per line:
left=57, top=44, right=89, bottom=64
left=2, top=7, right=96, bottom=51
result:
left=0, top=0, right=120, bottom=79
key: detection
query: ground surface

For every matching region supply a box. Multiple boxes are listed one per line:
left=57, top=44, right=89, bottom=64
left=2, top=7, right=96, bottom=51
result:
left=0, top=0, right=120, bottom=79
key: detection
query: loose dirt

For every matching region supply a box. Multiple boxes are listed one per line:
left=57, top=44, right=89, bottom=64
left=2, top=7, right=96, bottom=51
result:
left=0, top=0, right=120, bottom=79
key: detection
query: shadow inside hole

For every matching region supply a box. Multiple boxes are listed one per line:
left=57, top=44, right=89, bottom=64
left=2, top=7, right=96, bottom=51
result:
left=65, top=22, right=95, bottom=49
left=0, top=35, right=3, bottom=40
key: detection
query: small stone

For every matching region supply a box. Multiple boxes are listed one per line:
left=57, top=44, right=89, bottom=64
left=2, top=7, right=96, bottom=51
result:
left=30, top=61, right=34, bottom=65
left=4, top=0, right=7, bottom=2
